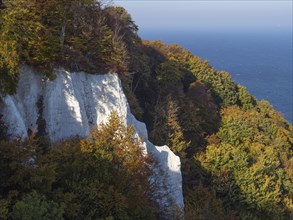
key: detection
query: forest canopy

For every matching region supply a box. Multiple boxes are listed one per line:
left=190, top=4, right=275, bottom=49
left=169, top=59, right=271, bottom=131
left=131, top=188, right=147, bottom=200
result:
left=0, top=0, right=140, bottom=94
left=0, top=112, right=156, bottom=219
left=0, top=0, right=292, bottom=219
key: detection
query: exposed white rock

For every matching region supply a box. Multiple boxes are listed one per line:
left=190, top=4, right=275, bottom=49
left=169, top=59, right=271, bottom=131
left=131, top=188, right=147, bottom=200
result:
left=0, top=66, right=184, bottom=218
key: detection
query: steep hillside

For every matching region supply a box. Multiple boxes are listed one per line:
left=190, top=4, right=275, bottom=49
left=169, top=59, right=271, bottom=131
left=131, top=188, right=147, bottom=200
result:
left=0, top=66, right=184, bottom=219
left=0, top=0, right=292, bottom=219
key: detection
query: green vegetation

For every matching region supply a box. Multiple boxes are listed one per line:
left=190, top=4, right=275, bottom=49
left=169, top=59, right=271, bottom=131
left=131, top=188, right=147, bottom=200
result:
left=0, top=0, right=140, bottom=94
left=129, top=40, right=292, bottom=219
left=0, top=0, right=292, bottom=219
left=197, top=103, right=293, bottom=219
left=0, top=112, right=155, bottom=219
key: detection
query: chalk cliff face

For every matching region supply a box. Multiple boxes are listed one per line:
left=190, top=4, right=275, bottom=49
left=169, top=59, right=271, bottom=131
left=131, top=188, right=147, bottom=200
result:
left=0, top=66, right=184, bottom=218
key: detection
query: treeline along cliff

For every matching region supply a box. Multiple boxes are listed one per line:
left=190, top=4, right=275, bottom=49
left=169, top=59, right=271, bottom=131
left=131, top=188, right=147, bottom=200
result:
left=0, top=0, right=292, bottom=219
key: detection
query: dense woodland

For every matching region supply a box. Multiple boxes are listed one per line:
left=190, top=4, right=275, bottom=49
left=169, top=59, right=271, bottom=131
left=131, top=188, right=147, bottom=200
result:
left=0, top=0, right=292, bottom=219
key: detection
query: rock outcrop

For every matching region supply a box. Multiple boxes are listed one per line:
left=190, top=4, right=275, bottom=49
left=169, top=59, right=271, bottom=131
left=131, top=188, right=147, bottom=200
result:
left=0, top=66, right=184, bottom=218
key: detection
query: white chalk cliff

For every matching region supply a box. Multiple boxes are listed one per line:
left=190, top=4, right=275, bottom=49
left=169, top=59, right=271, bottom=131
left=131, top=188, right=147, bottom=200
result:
left=0, top=66, right=184, bottom=218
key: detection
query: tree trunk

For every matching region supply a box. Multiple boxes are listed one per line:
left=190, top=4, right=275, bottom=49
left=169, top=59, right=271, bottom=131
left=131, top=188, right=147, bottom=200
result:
left=60, top=23, right=66, bottom=56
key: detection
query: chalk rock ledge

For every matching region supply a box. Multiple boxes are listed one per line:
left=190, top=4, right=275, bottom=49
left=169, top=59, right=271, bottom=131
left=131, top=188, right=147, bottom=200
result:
left=0, top=66, right=184, bottom=218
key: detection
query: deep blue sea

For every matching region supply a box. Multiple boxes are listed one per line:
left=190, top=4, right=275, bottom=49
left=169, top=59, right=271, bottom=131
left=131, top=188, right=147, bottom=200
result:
left=140, top=29, right=293, bottom=124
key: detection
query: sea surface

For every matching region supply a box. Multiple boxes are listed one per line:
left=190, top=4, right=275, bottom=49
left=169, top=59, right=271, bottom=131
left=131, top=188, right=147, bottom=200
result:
left=140, top=29, right=293, bottom=124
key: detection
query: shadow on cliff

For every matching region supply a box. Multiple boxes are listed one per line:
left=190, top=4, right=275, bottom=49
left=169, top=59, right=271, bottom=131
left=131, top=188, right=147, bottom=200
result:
left=147, top=148, right=184, bottom=220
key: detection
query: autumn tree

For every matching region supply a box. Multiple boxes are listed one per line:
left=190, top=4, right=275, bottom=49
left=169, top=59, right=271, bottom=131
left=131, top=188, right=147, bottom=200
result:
left=150, top=96, right=189, bottom=158
left=47, top=112, right=155, bottom=219
left=0, top=112, right=157, bottom=219
left=237, top=85, right=256, bottom=110
left=0, top=0, right=141, bottom=94
left=197, top=105, right=293, bottom=219
left=166, top=98, right=189, bottom=158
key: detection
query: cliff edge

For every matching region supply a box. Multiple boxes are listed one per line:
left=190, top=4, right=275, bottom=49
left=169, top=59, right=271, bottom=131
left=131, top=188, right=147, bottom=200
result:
left=0, top=66, right=184, bottom=218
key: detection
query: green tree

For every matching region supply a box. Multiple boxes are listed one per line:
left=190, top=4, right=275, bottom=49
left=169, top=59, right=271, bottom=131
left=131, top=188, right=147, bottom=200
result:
left=197, top=105, right=293, bottom=219
left=0, top=0, right=139, bottom=95
left=237, top=85, right=256, bottom=110
left=156, top=60, right=182, bottom=87
left=184, top=186, right=226, bottom=220
left=48, top=112, right=155, bottom=219
left=166, top=98, right=189, bottom=158
left=0, top=0, right=60, bottom=68
left=150, top=96, right=189, bottom=158
left=11, top=191, right=64, bottom=220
